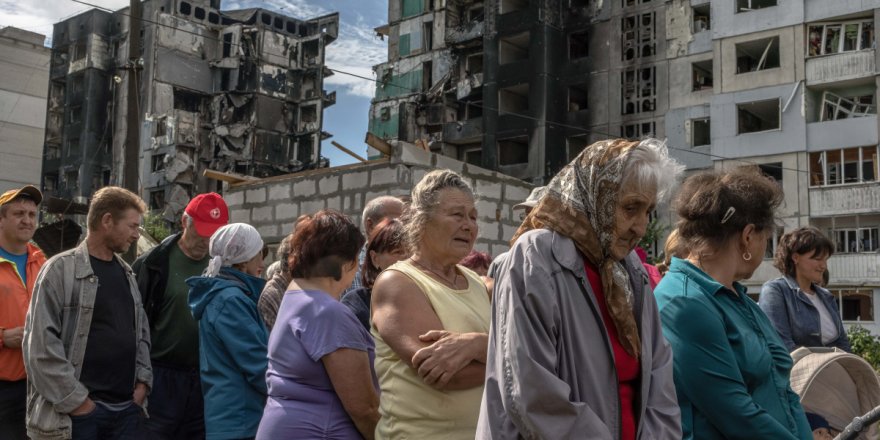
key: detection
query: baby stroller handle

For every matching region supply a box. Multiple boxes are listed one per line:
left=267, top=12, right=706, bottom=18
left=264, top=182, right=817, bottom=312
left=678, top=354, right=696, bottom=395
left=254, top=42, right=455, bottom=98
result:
left=835, top=405, right=880, bottom=440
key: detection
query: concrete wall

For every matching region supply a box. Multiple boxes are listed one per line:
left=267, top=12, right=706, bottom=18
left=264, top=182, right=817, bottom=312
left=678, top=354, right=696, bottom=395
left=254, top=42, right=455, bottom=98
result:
left=711, top=1, right=804, bottom=40
left=224, top=142, right=534, bottom=258
left=718, top=26, right=803, bottom=94
left=0, top=28, right=50, bottom=193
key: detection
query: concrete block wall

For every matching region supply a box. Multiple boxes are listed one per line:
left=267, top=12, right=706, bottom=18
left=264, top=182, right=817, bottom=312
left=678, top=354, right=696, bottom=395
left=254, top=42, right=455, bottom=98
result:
left=224, top=142, right=534, bottom=259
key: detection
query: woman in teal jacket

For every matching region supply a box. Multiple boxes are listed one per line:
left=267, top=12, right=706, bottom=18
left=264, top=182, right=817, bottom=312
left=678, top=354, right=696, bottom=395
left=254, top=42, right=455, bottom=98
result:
left=654, top=167, right=812, bottom=440
left=188, top=223, right=268, bottom=440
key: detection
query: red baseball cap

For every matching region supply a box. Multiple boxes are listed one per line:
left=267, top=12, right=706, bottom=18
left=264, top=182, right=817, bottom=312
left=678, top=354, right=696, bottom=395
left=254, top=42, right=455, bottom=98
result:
left=184, top=193, right=229, bottom=237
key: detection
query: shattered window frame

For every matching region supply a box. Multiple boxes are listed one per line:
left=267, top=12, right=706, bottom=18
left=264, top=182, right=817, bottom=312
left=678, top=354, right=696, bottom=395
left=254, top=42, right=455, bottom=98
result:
left=621, top=12, right=656, bottom=62
left=820, top=91, right=876, bottom=121
left=809, top=146, right=878, bottom=187
left=736, top=99, right=780, bottom=134
left=621, top=66, right=656, bottom=115
left=808, top=20, right=874, bottom=57
left=735, top=36, right=781, bottom=74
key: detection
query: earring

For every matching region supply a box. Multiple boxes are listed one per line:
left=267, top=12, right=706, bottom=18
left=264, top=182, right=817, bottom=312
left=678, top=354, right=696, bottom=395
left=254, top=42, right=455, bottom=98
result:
left=742, top=252, right=752, bottom=261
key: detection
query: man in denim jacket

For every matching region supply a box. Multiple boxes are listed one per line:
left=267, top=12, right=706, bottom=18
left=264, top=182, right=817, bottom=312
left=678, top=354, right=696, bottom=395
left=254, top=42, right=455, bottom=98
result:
left=23, top=187, right=152, bottom=440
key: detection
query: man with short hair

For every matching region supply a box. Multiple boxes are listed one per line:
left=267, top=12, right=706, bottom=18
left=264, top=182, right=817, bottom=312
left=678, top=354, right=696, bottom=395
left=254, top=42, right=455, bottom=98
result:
left=0, top=185, right=46, bottom=440
left=345, top=195, right=405, bottom=292
left=487, top=186, right=546, bottom=280
left=133, top=192, right=228, bottom=440
left=24, top=186, right=151, bottom=440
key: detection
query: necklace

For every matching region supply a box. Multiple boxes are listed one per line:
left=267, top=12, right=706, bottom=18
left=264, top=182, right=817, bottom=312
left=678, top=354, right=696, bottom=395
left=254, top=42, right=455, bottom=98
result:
left=410, top=257, right=461, bottom=288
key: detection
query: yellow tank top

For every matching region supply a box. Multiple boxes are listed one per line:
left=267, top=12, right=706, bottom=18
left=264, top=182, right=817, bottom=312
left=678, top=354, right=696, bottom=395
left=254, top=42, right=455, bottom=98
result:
left=372, top=260, right=491, bottom=440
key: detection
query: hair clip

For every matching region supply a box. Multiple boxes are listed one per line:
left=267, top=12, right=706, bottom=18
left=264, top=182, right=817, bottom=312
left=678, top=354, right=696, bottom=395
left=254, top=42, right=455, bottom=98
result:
left=721, top=206, right=736, bottom=224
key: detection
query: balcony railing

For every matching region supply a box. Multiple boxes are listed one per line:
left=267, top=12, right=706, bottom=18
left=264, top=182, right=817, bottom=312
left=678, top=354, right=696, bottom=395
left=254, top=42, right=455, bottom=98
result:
left=809, top=183, right=880, bottom=217
left=805, top=50, right=875, bottom=86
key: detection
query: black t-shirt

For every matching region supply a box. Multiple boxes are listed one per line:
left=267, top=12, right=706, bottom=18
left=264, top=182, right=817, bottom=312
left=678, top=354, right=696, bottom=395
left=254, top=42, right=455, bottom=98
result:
left=80, top=255, right=137, bottom=403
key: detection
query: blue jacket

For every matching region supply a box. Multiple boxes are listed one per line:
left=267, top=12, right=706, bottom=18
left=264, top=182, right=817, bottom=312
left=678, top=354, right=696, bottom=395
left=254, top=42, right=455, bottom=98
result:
left=759, top=276, right=851, bottom=352
left=655, top=258, right=812, bottom=440
left=188, top=267, right=268, bottom=440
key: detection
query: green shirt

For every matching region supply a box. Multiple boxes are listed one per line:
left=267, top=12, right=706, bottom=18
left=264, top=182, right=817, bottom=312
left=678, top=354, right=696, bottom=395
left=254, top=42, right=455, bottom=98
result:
left=654, top=257, right=812, bottom=440
left=150, top=244, right=208, bottom=367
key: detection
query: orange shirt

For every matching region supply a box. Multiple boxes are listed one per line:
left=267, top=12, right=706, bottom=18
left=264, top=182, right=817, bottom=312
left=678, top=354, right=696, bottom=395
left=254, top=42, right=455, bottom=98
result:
left=0, top=242, right=46, bottom=381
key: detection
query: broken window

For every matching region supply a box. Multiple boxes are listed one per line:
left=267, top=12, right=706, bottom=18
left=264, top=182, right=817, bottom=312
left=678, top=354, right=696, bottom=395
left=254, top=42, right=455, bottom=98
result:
left=299, top=105, right=318, bottom=132
left=736, top=0, right=777, bottom=13
left=499, top=83, right=529, bottom=115
left=758, top=162, right=783, bottom=183
left=222, top=32, right=233, bottom=57
left=69, top=106, right=82, bottom=124
left=828, top=289, right=873, bottom=321
left=736, top=37, right=780, bottom=73
left=179, top=1, right=191, bottom=15
left=498, top=136, right=529, bottom=165
left=467, top=4, right=484, bottom=21
left=569, top=29, right=589, bottom=60
left=286, top=21, right=296, bottom=34
left=832, top=229, right=880, bottom=254
left=691, top=118, right=710, bottom=146
left=46, top=145, right=61, bottom=160
left=261, top=13, right=272, bottom=26
left=65, top=170, right=79, bottom=190
left=458, top=101, right=483, bottom=120
left=209, top=12, right=220, bottom=24
left=423, top=21, right=433, bottom=51
left=567, top=136, right=588, bottom=162
left=72, top=41, right=87, bottom=61
left=66, top=137, right=80, bottom=157
left=622, top=0, right=652, bottom=6
left=568, top=83, right=588, bottom=112
left=692, top=60, right=713, bottom=91
left=380, top=107, right=391, bottom=121
left=621, top=67, right=655, bottom=115
left=620, top=121, right=656, bottom=139
left=422, top=61, right=433, bottom=91
left=693, top=4, right=710, bottom=33
left=500, top=0, right=528, bottom=15
left=499, top=31, right=529, bottom=65
left=820, top=91, right=876, bottom=121
left=173, top=88, right=204, bottom=113
left=809, top=21, right=874, bottom=56
left=44, top=173, right=58, bottom=192
left=70, top=75, right=84, bottom=95
left=302, top=40, right=319, bottom=66
left=149, top=190, right=165, bottom=210
left=811, top=146, right=878, bottom=186
left=621, top=12, right=655, bottom=61
left=466, top=53, right=483, bottom=75
left=274, top=17, right=283, bottom=30
left=460, top=145, right=482, bottom=166
left=737, top=99, right=780, bottom=134
left=194, top=7, right=205, bottom=20
left=151, top=154, right=166, bottom=172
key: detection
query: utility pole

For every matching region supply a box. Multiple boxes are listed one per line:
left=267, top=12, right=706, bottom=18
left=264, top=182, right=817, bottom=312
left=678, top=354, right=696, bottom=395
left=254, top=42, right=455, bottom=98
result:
left=123, top=0, right=142, bottom=262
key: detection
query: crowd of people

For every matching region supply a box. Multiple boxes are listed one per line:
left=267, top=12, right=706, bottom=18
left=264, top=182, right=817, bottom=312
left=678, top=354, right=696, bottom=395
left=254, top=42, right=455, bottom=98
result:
left=0, top=137, right=861, bottom=440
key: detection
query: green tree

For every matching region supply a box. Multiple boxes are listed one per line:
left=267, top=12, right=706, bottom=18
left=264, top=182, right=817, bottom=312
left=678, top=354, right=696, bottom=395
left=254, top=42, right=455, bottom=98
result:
left=638, top=217, right=667, bottom=260
left=143, top=211, right=172, bottom=242
left=848, top=325, right=880, bottom=371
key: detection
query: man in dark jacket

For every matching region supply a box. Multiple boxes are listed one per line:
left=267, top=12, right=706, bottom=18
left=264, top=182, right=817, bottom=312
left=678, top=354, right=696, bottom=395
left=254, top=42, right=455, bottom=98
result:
left=133, top=193, right=228, bottom=439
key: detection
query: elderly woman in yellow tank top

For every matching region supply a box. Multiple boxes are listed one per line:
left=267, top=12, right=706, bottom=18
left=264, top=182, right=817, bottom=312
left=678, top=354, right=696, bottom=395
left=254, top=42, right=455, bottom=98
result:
left=371, top=169, right=491, bottom=439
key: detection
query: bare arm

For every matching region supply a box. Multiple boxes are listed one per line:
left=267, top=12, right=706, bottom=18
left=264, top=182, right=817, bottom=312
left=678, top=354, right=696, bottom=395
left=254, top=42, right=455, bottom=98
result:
left=323, top=348, right=379, bottom=440
left=371, top=270, right=486, bottom=390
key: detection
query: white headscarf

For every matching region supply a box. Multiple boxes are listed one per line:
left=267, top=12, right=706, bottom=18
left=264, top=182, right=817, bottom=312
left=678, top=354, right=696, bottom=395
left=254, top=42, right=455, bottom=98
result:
left=204, top=223, right=264, bottom=277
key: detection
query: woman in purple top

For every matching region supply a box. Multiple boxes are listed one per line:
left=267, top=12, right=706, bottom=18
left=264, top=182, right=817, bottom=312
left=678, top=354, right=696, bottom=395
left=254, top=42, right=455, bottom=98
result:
left=256, top=210, right=379, bottom=440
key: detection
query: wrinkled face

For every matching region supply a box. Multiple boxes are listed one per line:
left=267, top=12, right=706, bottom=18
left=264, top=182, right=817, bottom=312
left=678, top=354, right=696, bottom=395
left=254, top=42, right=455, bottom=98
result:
left=793, top=249, right=829, bottom=285
left=422, top=189, right=478, bottom=261
left=0, top=199, right=38, bottom=246
left=370, top=246, right=410, bottom=272
left=610, top=184, right=656, bottom=261
left=179, top=217, right=210, bottom=260
left=239, top=252, right=264, bottom=277
left=106, top=208, right=141, bottom=254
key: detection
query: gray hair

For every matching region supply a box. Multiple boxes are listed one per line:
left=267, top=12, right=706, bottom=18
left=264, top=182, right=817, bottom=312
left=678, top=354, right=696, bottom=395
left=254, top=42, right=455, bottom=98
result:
left=181, top=211, right=195, bottom=229
left=276, top=234, right=292, bottom=275
left=621, top=139, right=685, bottom=203
left=361, top=195, right=404, bottom=232
left=404, top=169, right=474, bottom=252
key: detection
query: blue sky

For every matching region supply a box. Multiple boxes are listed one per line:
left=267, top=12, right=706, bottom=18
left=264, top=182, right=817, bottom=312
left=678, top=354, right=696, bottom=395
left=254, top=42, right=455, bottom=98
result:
left=0, top=0, right=387, bottom=167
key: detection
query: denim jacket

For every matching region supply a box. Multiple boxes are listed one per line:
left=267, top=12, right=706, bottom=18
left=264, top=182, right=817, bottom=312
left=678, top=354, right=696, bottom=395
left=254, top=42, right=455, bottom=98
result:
left=22, top=240, right=152, bottom=440
left=759, top=276, right=851, bottom=353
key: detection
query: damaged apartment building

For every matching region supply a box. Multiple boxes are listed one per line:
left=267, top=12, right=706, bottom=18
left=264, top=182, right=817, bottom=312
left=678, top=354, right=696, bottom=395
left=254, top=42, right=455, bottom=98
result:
left=41, top=0, right=338, bottom=219
left=368, top=0, right=673, bottom=184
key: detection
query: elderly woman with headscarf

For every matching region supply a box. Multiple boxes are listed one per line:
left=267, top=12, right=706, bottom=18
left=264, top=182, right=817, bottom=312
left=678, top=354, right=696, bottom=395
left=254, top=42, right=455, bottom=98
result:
left=187, top=223, right=268, bottom=440
left=477, top=139, right=683, bottom=440
left=371, top=169, right=491, bottom=439
left=655, top=167, right=812, bottom=439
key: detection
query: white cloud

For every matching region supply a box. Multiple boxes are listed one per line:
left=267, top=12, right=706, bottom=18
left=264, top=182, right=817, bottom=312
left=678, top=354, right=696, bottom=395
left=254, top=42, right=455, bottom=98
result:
left=324, top=15, right=386, bottom=99
left=0, top=0, right=128, bottom=43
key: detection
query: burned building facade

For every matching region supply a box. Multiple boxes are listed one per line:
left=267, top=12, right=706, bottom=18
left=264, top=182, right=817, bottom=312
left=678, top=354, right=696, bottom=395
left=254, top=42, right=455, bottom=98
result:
left=42, top=0, right=338, bottom=218
left=368, top=0, right=604, bottom=184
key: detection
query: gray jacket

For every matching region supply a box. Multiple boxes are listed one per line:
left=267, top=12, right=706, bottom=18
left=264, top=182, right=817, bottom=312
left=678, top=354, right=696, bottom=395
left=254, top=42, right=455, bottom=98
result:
left=477, top=229, right=681, bottom=439
left=22, top=240, right=152, bottom=440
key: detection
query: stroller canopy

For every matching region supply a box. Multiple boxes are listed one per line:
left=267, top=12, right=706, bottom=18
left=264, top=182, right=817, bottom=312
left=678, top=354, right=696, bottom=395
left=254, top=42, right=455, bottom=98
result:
left=790, top=347, right=880, bottom=439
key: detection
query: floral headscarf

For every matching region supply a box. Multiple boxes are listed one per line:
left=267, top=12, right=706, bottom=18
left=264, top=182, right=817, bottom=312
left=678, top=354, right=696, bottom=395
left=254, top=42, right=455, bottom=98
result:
left=511, top=138, right=647, bottom=358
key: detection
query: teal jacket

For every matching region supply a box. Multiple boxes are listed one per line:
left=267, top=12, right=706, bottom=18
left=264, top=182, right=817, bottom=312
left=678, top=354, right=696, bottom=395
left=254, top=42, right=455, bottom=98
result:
left=654, top=258, right=812, bottom=440
left=188, top=267, right=268, bottom=440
